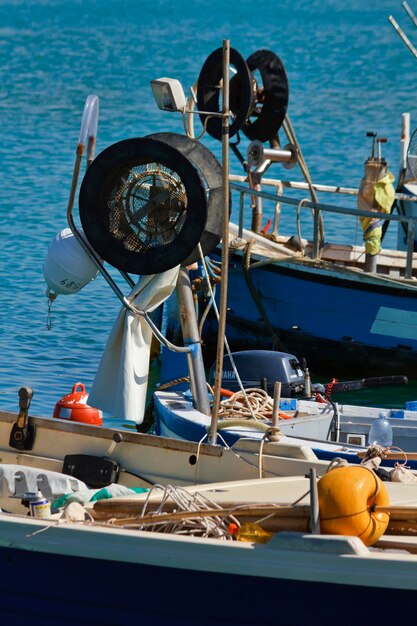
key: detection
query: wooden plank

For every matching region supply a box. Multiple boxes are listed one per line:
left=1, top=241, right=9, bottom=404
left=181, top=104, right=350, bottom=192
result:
left=92, top=502, right=311, bottom=522
left=374, top=537, right=417, bottom=553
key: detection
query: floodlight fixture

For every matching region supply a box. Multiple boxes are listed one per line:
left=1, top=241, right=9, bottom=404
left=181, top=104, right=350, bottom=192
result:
left=150, top=78, right=187, bottom=112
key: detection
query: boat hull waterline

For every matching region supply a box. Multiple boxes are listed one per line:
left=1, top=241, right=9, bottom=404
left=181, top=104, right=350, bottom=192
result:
left=0, top=512, right=415, bottom=626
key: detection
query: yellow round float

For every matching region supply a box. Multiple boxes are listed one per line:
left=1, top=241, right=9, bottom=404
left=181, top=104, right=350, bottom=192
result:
left=317, top=465, right=390, bottom=546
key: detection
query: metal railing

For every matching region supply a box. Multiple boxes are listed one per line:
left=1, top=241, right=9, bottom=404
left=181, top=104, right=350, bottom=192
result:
left=229, top=179, right=417, bottom=279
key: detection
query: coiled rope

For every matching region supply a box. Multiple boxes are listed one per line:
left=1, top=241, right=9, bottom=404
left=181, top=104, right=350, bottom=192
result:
left=218, top=387, right=274, bottom=421
left=156, top=379, right=281, bottom=426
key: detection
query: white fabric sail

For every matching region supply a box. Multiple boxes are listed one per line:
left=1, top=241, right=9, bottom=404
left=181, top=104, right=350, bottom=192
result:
left=88, top=266, right=180, bottom=423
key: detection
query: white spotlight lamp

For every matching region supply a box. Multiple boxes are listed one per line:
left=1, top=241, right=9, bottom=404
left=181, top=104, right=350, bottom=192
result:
left=150, top=78, right=187, bottom=112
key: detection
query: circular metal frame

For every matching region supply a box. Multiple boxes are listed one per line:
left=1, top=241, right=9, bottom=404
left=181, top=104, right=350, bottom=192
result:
left=197, top=47, right=253, bottom=141
left=147, top=132, right=228, bottom=264
left=79, top=137, right=208, bottom=275
left=240, top=49, right=289, bottom=143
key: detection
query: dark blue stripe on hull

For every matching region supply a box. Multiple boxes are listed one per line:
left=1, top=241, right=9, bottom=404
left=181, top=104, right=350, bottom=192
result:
left=199, top=251, right=417, bottom=377
left=312, top=447, right=417, bottom=469
left=0, top=546, right=413, bottom=625
left=226, top=262, right=417, bottom=349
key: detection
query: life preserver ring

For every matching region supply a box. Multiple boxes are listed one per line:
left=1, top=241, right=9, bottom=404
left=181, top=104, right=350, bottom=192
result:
left=240, top=49, right=289, bottom=143
left=197, top=47, right=253, bottom=140
left=317, top=465, right=390, bottom=546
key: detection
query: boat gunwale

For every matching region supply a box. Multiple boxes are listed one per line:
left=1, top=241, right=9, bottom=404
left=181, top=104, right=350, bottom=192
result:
left=0, top=411, right=224, bottom=457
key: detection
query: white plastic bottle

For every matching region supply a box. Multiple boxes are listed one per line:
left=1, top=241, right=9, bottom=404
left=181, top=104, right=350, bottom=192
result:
left=368, top=413, right=393, bottom=447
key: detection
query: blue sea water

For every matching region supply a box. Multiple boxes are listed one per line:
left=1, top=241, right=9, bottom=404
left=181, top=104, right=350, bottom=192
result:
left=0, top=0, right=416, bottom=416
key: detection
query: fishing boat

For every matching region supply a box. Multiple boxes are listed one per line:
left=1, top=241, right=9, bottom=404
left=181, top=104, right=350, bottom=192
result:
left=22, top=43, right=414, bottom=484
left=155, top=345, right=417, bottom=457
left=0, top=89, right=345, bottom=509
left=0, top=77, right=335, bottom=489
left=3, top=43, right=417, bottom=624
left=3, top=42, right=415, bottom=512
left=2, top=466, right=417, bottom=624
left=184, top=44, right=417, bottom=378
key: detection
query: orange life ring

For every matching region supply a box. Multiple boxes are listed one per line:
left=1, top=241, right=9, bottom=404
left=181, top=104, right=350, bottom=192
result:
left=317, top=465, right=390, bottom=546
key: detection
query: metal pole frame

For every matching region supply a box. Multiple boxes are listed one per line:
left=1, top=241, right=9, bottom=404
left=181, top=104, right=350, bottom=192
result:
left=209, top=40, right=231, bottom=445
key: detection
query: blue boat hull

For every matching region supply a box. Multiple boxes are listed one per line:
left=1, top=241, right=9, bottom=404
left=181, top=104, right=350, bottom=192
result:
left=154, top=395, right=417, bottom=470
left=203, top=251, right=417, bottom=377
left=0, top=545, right=414, bottom=625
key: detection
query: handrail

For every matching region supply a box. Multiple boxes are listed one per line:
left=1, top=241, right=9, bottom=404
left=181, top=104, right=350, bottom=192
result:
left=229, top=174, right=417, bottom=202
left=78, top=94, right=99, bottom=165
left=230, top=181, right=417, bottom=227
left=230, top=181, right=417, bottom=277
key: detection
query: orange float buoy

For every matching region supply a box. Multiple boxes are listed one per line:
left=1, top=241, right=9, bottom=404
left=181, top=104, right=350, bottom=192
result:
left=53, top=382, right=102, bottom=425
left=317, top=465, right=390, bottom=546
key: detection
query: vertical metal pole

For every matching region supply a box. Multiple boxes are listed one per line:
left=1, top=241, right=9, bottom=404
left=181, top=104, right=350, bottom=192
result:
left=238, top=192, right=244, bottom=239
left=400, top=112, right=410, bottom=172
left=309, top=468, right=321, bottom=534
left=364, top=253, right=377, bottom=273
left=271, top=382, right=281, bottom=428
left=251, top=182, right=263, bottom=233
left=312, top=207, right=320, bottom=259
left=209, top=39, right=230, bottom=445
left=272, top=185, right=282, bottom=236
left=66, top=147, right=84, bottom=226
left=176, top=268, right=211, bottom=416
left=406, top=220, right=415, bottom=278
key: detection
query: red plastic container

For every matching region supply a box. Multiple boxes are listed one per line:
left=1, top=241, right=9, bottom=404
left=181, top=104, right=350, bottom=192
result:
left=53, top=382, right=102, bottom=425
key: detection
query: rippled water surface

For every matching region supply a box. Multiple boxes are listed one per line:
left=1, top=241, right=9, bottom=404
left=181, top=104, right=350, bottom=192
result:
left=1, top=0, right=416, bottom=415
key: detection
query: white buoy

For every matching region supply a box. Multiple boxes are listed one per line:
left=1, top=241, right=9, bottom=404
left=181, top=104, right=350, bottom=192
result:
left=43, top=228, right=99, bottom=299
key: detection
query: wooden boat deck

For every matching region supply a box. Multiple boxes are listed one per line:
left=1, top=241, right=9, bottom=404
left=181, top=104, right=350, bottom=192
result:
left=228, top=223, right=417, bottom=282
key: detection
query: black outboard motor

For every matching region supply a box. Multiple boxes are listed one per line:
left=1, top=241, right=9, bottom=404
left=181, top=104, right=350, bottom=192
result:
left=209, top=350, right=305, bottom=397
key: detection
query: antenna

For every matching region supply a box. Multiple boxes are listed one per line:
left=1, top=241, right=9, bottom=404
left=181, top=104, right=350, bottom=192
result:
left=377, top=137, right=388, bottom=161
left=403, top=0, right=417, bottom=28
left=388, top=14, right=417, bottom=59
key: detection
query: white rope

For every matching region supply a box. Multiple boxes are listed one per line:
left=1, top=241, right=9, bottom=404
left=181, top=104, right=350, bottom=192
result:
left=198, top=244, right=258, bottom=421
left=219, top=387, right=274, bottom=422
left=115, top=484, right=238, bottom=540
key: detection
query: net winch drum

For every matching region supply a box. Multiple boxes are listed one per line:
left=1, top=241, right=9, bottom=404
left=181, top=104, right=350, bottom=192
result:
left=146, top=132, right=229, bottom=265
left=43, top=227, right=99, bottom=299
left=230, top=49, right=289, bottom=143
left=197, top=46, right=289, bottom=144
left=197, top=46, right=253, bottom=141
left=78, top=137, right=209, bottom=275
left=209, top=350, right=305, bottom=397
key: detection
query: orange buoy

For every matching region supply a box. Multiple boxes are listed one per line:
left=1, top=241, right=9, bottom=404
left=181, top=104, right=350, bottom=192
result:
left=53, top=382, right=102, bottom=425
left=317, top=465, right=390, bottom=546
